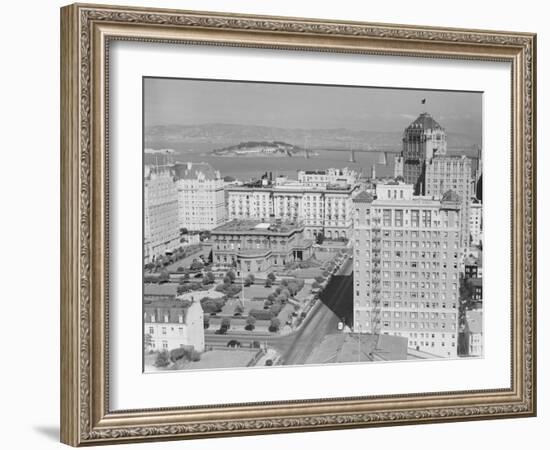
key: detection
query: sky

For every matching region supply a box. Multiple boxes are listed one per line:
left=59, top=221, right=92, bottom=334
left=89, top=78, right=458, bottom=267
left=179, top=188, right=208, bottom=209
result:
left=144, top=77, right=482, bottom=138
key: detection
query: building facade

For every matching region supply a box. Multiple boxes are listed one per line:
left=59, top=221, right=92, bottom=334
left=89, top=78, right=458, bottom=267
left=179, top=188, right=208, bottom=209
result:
left=144, top=298, right=205, bottom=353
left=353, top=182, right=462, bottom=358
left=425, top=155, right=473, bottom=251
left=469, top=199, right=483, bottom=246
left=210, top=220, right=313, bottom=275
left=393, top=155, right=404, bottom=179
left=401, top=112, right=447, bottom=194
left=226, top=181, right=358, bottom=240
left=174, top=162, right=226, bottom=231
left=463, top=310, right=483, bottom=357
left=144, top=166, right=180, bottom=264
left=297, top=167, right=359, bottom=188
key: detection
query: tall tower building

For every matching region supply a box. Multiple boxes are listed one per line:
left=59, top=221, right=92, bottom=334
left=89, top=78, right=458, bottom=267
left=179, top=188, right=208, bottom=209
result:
left=353, top=182, right=461, bottom=358
left=402, top=113, right=447, bottom=194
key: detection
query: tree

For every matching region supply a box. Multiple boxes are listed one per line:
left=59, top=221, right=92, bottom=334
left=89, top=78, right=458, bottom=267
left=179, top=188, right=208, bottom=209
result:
left=225, top=270, right=236, bottom=283
left=179, top=227, right=188, bottom=235
left=314, top=275, right=324, bottom=284
left=143, top=333, right=152, bottom=352
left=264, top=278, right=273, bottom=288
left=190, top=259, right=204, bottom=271
left=280, top=279, right=289, bottom=287
left=155, top=350, right=170, bottom=367
left=269, top=317, right=281, bottom=332
left=267, top=272, right=276, bottom=282
left=234, top=304, right=244, bottom=315
left=203, top=271, right=215, bottom=285
left=203, top=316, right=210, bottom=329
left=244, top=273, right=255, bottom=287
left=221, top=318, right=231, bottom=329
left=158, top=269, right=170, bottom=283
left=245, top=315, right=256, bottom=331
left=316, top=232, right=325, bottom=245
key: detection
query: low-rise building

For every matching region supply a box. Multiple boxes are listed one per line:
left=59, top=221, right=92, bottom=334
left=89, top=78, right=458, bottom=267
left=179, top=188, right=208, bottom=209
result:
left=469, top=199, right=483, bottom=246
left=144, top=298, right=205, bottom=353
left=210, top=219, right=313, bottom=276
left=470, top=277, right=483, bottom=301
left=464, top=255, right=483, bottom=279
left=463, top=310, right=483, bottom=357
left=298, top=167, right=359, bottom=188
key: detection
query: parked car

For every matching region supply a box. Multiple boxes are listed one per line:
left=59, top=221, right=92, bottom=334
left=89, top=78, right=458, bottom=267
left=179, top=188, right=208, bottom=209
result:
left=226, top=340, right=241, bottom=348
left=265, top=359, right=273, bottom=366
left=251, top=341, right=261, bottom=349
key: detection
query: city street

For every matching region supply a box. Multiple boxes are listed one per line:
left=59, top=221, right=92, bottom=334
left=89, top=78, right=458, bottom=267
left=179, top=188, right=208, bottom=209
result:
left=203, top=257, right=354, bottom=366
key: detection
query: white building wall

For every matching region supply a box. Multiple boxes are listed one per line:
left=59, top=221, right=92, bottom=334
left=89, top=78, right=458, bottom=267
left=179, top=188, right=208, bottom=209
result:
left=144, top=167, right=180, bottom=263
left=353, top=183, right=461, bottom=358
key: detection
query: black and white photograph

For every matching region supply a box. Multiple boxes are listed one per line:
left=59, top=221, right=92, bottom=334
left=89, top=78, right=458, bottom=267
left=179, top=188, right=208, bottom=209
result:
left=142, top=77, right=483, bottom=372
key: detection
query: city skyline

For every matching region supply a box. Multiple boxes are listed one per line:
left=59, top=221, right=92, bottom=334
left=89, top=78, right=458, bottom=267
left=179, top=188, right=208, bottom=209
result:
left=143, top=79, right=483, bottom=372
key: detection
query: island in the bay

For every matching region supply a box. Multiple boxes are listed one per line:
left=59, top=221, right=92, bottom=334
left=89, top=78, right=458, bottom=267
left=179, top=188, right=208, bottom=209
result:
left=211, top=141, right=318, bottom=157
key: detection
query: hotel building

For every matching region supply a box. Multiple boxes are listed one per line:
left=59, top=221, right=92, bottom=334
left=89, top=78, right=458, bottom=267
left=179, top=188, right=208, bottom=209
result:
left=226, top=180, right=358, bottom=240
left=144, top=166, right=180, bottom=263
left=174, top=162, right=226, bottom=231
left=210, top=219, right=313, bottom=276
left=353, top=182, right=462, bottom=358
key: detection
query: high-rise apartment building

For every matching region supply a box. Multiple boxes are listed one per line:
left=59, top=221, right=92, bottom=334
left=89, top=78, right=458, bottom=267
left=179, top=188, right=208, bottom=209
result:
left=174, top=162, right=226, bottom=231
left=353, top=182, right=462, bottom=358
left=425, top=155, right=472, bottom=250
left=144, top=166, right=180, bottom=263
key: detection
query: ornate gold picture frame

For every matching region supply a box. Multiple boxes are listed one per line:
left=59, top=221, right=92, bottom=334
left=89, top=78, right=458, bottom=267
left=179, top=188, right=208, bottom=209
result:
left=60, top=3, right=536, bottom=446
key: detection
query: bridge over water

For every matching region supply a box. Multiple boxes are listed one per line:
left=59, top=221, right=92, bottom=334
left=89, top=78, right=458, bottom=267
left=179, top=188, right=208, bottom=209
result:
left=303, top=147, right=401, bottom=164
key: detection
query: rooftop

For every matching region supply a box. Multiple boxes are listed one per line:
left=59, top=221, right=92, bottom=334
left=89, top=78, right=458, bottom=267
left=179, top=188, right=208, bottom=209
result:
left=143, top=298, right=193, bottom=324
left=144, top=283, right=178, bottom=297
left=353, top=191, right=375, bottom=203
left=226, top=182, right=355, bottom=193
left=470, top=277, right=483, bottom=288
left=465, top=310, right=483, bottom=334
left=441, top=190, right=462, bottom=203
left=405, top=112, right=444, bottom=132
left=212, top=219, right=303, bottom=235
left=174, top=162, right=220, bottom=181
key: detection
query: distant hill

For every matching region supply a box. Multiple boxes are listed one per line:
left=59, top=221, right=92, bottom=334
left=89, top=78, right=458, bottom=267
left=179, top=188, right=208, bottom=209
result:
left=212, top=140, right=303, bottom=156
left=145, top=123, right=481, bottom=154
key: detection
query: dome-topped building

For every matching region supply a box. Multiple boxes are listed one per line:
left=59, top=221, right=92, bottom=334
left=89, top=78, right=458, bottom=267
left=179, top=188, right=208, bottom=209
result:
left=401, top=112, right=447, bottom=194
